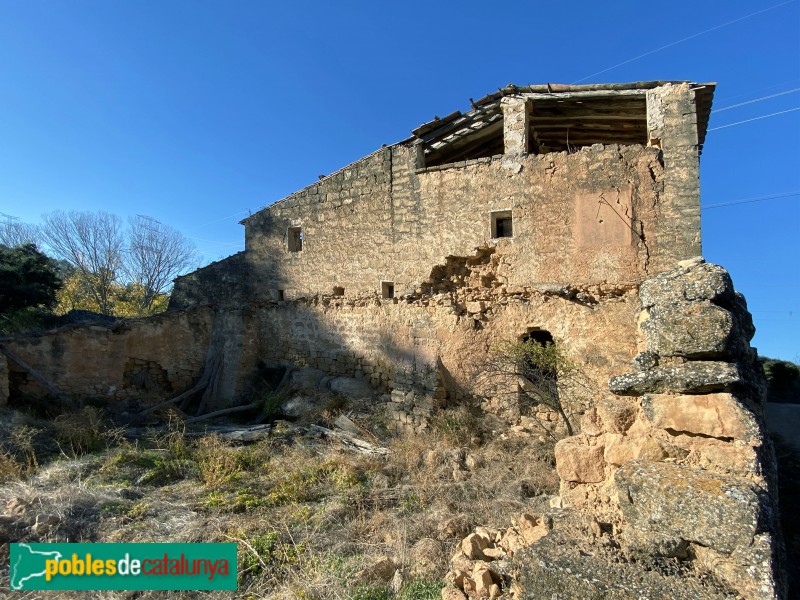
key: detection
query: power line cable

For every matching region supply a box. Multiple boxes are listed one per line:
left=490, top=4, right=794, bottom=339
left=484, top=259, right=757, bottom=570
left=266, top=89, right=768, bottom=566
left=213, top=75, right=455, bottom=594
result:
left=712, top=88, right=800, bottom=113
left=708, top=107, right=800, bottom=131
left=721, top=79, right=800, bottom=103
left=572, top=0, right=796, bottom=84
left=702, top=191, right=800, bottom=210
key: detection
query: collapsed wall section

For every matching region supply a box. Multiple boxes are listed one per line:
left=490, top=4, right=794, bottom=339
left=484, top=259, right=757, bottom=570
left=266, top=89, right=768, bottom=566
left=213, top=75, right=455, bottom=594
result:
left=226, top=83, right=704, bottom=309
left=0, top=308, right=214, bottom=410
left=242, top=144, right=664, bottom=301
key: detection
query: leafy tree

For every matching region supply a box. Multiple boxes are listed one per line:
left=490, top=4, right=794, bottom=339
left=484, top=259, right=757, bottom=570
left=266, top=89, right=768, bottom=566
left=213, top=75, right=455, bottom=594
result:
left=54, top=269, right=102, bottom=314
left=55, top=273, right=170, bottom=318
left=112, top=282, right=170, bottom=317
left=760, top=357, right=800, bottom=404
left=0, top=244, right=61, bottom=332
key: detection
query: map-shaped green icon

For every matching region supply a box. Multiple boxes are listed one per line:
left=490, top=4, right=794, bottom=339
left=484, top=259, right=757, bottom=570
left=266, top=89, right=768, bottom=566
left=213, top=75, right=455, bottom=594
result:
left=10, top=543, right=63, bottom=590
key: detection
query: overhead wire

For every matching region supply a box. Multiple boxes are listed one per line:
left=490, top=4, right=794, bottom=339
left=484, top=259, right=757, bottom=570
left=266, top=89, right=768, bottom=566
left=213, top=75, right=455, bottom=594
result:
left=708, top=107, right=800, bottom=131
left=712, top=88, right=800, bottom=113
left=572, top=0, right=796, bottom=84
left=721, top=79, right=800, bottom=103
left=702, top=191, right=800, bottom=210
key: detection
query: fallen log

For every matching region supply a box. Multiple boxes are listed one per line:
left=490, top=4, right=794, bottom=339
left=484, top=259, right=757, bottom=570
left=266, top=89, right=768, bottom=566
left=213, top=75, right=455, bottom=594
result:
left=185, top=424, right=272, bottom=443
left=184, top=400, right=261, bottom=424
left=138, top=382, right=204, bottom=417
left=308, top=424, right=389, bottom=456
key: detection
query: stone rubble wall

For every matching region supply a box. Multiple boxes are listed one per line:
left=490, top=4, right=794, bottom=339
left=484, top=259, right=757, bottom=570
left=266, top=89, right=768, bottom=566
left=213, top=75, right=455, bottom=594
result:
left=225, top=84, right=700, bottom=308
left=169, top=251, right=248, bottom=311
left=1, top=268, right=640, bottom=430
left=243, top=275, right=639, bottom=423
left=550, top=258, right=782, bottom=599
left=0, top=308, right=214, bottom=410
left=243, top=143, right=659, bottom=301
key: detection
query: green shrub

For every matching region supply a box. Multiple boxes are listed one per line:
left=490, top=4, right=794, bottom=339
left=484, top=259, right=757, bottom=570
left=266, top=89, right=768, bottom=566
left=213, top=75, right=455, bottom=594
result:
left=53, top=407, right=107, bottom=456
left=399, top=579, right=443, bottom=600
left=194, top=434, right=242, bottom=488
left=348, top=586, right=391, bottom=600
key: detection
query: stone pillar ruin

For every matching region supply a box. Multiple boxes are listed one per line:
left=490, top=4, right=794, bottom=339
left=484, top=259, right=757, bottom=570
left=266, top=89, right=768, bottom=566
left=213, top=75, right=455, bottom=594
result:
left=501, top=96, right=530, bottom=156
left=554, top=257, right=782, bottom=599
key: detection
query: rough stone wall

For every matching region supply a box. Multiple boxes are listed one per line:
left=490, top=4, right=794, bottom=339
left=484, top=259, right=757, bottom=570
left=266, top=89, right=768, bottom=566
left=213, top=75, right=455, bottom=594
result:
left=646, top=83, right=703, bottom=270
left=170, top=252, right=248, bottom=311
left=551, top=258, right=781, bottom=599
left=243, top=144, right=661, bottom=300
left=239, top=269, right=640, bottom=430
left=2, top=308, right=214, bottom=409
left=233, top=83, right=701, bottom=306
left=243, top=148, right=395, bottom=301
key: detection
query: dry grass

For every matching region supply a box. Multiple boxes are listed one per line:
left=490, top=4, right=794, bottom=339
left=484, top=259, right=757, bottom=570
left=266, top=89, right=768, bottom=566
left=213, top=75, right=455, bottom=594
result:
left=0, top=404, right=561, bottom=598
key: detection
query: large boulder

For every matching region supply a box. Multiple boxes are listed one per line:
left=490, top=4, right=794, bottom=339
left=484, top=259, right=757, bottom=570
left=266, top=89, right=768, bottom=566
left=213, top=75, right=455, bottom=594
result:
left=288, top=368, right=327, bottom=394
left=639, top=260, right=734, bottom=308
left=554, top=436, right=606, bottom=483
left=515, top=510, right=736, bottom=599
left=328, top=376, right=375, bottom=399
left=613, top=461, right=763, bottom=555
left=639, top=301, right=739, bottom=359
left=641, top=393, right=760, bottom=442
left=609, top=361, right=742, bottom=395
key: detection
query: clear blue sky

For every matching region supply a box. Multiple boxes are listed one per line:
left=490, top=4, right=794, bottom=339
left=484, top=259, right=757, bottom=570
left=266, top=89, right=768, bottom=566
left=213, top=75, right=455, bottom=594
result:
left=0, top=1, right=798, bottom=361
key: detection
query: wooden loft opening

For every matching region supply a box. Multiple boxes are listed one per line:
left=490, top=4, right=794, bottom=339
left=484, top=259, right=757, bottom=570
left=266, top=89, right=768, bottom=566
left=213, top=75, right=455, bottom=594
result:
left=414, top=105, right=504, bottom=168
left=527, top=94, right=648, bottom=153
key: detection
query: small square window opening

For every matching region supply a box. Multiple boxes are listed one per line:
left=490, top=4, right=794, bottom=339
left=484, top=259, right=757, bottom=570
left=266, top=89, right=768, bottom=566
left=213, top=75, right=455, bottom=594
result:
left=381, top=281, right=395, bottom=299
left=288, top=227, right=303, bottom=252
left=333, top=286, right=344, bottom=296
left=491, top=211, right=513, bottom=238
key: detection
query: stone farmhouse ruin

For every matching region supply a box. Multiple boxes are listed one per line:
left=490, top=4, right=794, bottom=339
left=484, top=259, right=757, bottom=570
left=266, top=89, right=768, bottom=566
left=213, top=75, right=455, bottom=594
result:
left=0, top=81, right=785, bottom=598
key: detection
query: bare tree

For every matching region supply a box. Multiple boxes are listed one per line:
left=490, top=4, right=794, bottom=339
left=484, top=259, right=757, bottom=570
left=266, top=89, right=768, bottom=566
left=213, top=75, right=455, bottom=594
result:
left=0, top=214, right=40, bottom=248
left=125, top=215, right=197, bottom=313
left=40, top=211, right=124, bottom=315
left=473, top=339, right=582, bottom=437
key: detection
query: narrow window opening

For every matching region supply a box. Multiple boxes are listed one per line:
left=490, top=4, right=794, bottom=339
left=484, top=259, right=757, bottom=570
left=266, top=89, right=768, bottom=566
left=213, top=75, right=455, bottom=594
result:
left=381, top=282, right=395, bottom=299
left=491, top=210, right=513, bottom=238
left=519, top=328, right=557, bottom=400
left=288, top=227, right=303, bottom=252
left=277, top=290, right=285, bottom=301
left=333, top=286, right=344, bottom=296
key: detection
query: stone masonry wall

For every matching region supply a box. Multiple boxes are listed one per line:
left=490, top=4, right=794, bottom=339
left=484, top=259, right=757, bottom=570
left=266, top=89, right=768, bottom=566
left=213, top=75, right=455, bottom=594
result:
left=244, top=144, right=659, bottom=301
left=238, top=272, right=640, bottom=431
left=1, top=277, right=640, bottom=426
left=646, top=83, right=703, bottom=271
left=1, top=308, right=214, bottom=409
left=551, top=258, right=781, bottom=599
left=233, top=83, right=701, bottom=307
left=170, top=252, right=248, bottom=311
